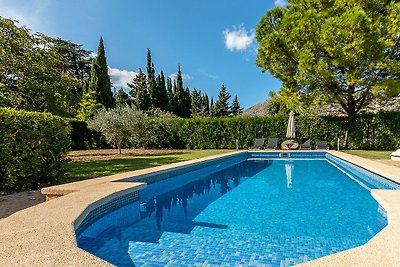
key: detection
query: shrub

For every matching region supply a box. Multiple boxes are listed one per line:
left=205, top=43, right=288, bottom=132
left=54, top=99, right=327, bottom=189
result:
left=0, top=108, right=70, bottom=194
left=88, top=106, right=146, bottom=154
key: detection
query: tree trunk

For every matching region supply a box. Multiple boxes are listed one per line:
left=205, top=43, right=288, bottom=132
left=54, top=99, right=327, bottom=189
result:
left=117, top=142, right=122, bottom=154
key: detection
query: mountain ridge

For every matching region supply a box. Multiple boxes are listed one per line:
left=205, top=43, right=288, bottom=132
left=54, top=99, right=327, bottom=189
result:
left=242, top=97, right=400, bottom=117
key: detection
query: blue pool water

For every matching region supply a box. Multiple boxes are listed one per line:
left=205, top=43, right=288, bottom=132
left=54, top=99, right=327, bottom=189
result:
left=77, top=153, right=396, bottom=266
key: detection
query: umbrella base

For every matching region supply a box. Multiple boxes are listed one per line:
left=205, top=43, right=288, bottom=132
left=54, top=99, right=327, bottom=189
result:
left=281, top=139, right=299, bottom=150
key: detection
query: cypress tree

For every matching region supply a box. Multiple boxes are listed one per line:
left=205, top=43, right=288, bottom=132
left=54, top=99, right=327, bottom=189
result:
left=231, top=94, right=243, bottom=116
left=176, top=64, right=183, bottom=93
left=155, top=70, right=169, bottom=110
left=166, top=77, right=174, bottom=112
left=146, top=49, right=157, bottom=107
left=183, top=86, right=192, bottom=118
left=215, top=83, right=231, bottom=117
left=172, top=65, right=188, bottom=117
left=127, top=68, right=150, bottom=110
left=89, top=37, right=114, bottom=108
left=172, top=79, right=178, bottom=114
left=210, top=97, right=216, bottom=117
left=201, top=93, right=210, bottom=117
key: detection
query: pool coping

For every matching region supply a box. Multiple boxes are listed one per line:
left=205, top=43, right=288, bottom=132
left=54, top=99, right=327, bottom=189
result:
left=0, top=150, right=399, bottom=266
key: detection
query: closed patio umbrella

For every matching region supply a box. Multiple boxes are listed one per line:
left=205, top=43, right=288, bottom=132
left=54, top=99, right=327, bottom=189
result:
left=286, top=111, right=295, bottom=139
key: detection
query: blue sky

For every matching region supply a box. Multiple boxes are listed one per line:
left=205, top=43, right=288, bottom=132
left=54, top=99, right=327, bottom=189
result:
left=0, top=0, right=286, bottom=108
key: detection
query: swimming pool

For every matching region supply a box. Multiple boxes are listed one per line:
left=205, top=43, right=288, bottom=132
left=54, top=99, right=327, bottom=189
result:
left=76, top=152, right=399, bottom=266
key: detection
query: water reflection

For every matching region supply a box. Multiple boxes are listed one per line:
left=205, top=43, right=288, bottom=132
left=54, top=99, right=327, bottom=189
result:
left=137, top=160, right=271, bottom=232
left=285, top=161, right=295, bottom=189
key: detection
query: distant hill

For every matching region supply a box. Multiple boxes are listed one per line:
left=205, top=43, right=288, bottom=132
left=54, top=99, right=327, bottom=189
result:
left=242, top=100, right=271, bottom=116
left=242, top=97, right=400, bottom=117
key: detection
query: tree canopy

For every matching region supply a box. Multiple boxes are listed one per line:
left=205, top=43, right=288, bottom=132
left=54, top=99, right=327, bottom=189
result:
left=88, top=105, right=145, bottom=154
left=0, top=18, right=78, bottom=116
left=0, top=18, right=243, bottom=119
left=256, top=0, right=400, bottom=116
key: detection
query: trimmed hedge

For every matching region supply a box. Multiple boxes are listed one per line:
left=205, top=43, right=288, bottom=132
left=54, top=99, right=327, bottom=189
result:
left=74, top=111, right=400, bottom=151
left=67, top=118, right=109, bottom=150
left=172, top=112, right=400, bottom=150
left=0, top=108, right=71, bottom=194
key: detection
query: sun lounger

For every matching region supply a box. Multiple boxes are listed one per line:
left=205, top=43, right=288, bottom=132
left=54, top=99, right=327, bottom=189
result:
left=316, top=140, right=329, bottom=150
left=265, top=138, right=278, bottom=150
left=300, top=139, right=311, bottom=150
left=249, top=138, right=265, bottom=150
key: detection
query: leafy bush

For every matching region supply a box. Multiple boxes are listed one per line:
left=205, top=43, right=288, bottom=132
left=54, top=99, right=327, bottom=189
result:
left=0, top=108, right=70, bottom=194
left=131, top=109, right=181, bottom=149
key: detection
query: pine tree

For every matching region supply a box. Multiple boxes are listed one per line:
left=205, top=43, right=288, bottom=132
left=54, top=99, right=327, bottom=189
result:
left=89, top=37, right=114, bottom=109
left=146, top=49, right=157, bottom=107
left=215, top=83, right=231, bottom=117
left=76, top=81, right=103, bottom=121
left=191, top=89, right=202, bottom=117
left=127, top=68, right=150, bottom=110
left=115, top=88, right=131, bottom=107
left=231, top=95, right=243, bottom=116
left=155, top=70, right=169, bottom=110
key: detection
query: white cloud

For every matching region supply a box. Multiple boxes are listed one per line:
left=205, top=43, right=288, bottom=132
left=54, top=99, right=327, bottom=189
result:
left=0, top=0, right=50, bottom=32
left=223, top=25, right=255, bottom=52
left=204, top=73, right=217, bottom=80
left=108, top=67, right=138, bottom=88
left=197, top=69, right=217, bottom=80
left=274, top=0, right=288, bottom=7
left=169, top=73, right=192, bottom=82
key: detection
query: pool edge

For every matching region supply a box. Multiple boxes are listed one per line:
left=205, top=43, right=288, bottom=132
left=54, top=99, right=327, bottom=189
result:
left=0, top=150, right=399, bottom=266
left=298, top=151, right=400, bottom=267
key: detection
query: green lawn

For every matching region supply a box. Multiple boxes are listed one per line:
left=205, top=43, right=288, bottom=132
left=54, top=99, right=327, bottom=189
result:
left=63, top=149, right=234, bottom=184
left=342, top=150, right=392, bottom=160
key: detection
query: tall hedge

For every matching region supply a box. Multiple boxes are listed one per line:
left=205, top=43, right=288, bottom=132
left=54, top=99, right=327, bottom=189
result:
left=171, top=112, right=400, bottom=150
left=76, top=111, right=400, bottom=151
left=0, top=108, right=71, bottom=194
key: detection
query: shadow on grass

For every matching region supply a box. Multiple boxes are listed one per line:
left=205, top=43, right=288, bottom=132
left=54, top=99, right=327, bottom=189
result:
left=62, top=156, right=184, bottom=184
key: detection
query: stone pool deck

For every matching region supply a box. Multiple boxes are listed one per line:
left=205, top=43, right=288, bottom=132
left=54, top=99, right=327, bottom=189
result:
left=0, top=150, right=399, bottom=266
